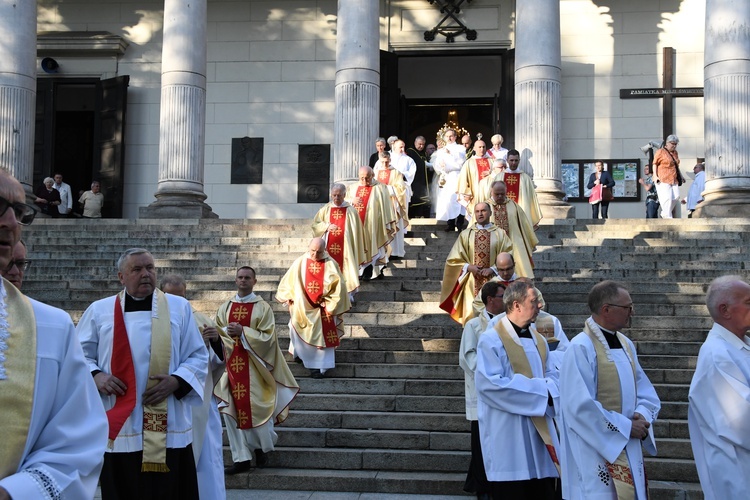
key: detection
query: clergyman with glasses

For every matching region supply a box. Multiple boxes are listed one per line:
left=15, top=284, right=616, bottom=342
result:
left=0, top=240, right=30, bottom=289
left=557, top=280, right=661, bottom=500
left=0, top=168, right=108, bottom=499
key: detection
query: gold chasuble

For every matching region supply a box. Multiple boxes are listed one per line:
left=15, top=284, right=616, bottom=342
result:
left=457, top=157, right=492, bottom=216
left=0, top=279, right=36, bottom=478
left=311, top=202, right=367, bottom=294
left=346, top=180, right=396, bottom=265
left=494, top=321, right=561, bottom=475
left=583, top=320, right=638, bottom=500
left=214, top=297, right=299, bottom=430
left=276, top=252, right=351, bottom=348
left=488, top=197, right=539, bottom=278
left=492, top=170, right=543, bottom=227
left=439, top=224, right=513, bottom=325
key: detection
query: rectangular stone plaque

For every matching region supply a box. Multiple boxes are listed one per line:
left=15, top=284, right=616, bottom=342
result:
left=297, top=144, right=330, bottom=204
left=231, top=137, right=264, bottom=184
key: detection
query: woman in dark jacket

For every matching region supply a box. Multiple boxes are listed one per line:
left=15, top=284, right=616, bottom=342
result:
left=587, top=161, right=615, bottom=219
left=35, top=177, right=62, bottom=217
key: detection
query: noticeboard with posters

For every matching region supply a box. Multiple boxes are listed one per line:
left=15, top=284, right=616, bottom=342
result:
left=561, top=159, right=641, bottom=202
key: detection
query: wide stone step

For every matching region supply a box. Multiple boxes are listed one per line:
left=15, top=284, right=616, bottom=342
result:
left=653, top=419, right=688, bottom=439
left=284, top=410, right=470, bottom=433
left=292, top=394, right=464, bottom=413
left=228, top=468, right=469, bottom=496
left=645, top=457, right=699, bottom=483
left=294, top=377, right=464, bottom=397
left=276, top=427, right=469, bottom=451
left=656, top=438, right=694, bottom=459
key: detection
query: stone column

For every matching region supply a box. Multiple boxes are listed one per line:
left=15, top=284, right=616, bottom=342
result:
left=333, top=0, right=380, bottom=183
left=0, top=0, right=36, bottom=200
left=514, top=0, right=573, bottom=219
left=140, top=0, right=217, bottom=218
left=695, top=0, right=750, bottom=218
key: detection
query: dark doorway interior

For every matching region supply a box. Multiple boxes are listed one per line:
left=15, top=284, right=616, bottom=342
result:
left=404, top=99, right=494, bottom=147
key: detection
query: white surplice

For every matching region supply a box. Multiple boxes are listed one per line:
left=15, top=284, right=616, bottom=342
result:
left=475, top=315, right=560, bottom=482
left=688, top=323, right=750, bottom=500
left=77, top=293, right=208, bottom=451
left=459, top=310, right=492, bottom=421
left=559, top=322, right=660, bottom=500
left=0, top=285, right=108, bottom=499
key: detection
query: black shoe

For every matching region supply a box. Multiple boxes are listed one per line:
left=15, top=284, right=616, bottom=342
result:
left=293, top=356, right=303, bottom=364
left=224, top=460, right=252, bottom=475
left=390, top=255, right=403, bottom=261
left=361, top=264, right=373, bottom=280
left=456, top=214, right=467, bottom=231
left=310, top=369, right=324, bottom=379
left=254, top=450, right=268, bottom=468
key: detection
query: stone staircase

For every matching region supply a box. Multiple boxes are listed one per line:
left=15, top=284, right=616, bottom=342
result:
left=21, top=217, right=749, bottom=499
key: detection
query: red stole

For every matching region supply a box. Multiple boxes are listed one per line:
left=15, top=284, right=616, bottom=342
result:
left=504, top=172, right=521, bottom=202
left=327, top=207, right=347, bottom=269
left=226, top=301, right=255, bottom=429
left=475, top=158, right=491, bottom=180
left=304, top=258, right=340, bottom=348
left=354, top=185, right=373, bottom=224
left=108, top=296, right=138, bottom=442
left=377, top=169, right=391, bottom=184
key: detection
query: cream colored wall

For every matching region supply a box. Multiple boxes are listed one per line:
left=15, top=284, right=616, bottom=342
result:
left=36, top=0, right=706, bottom=219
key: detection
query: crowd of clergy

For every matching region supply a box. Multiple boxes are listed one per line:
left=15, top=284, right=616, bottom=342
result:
left=1, top=133, right=750, bottom=500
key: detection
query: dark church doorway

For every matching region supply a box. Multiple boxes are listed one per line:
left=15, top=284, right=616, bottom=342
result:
left=379, top=49, right=515, bottom=149
left=35, top=76, right=129, bottom=217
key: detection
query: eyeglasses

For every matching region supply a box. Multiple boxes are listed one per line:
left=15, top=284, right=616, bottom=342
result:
left=0, top=195, right=37, bottom=226
left=5, top=259, right=31, bottom=272
left=606, top=303, right=634, bottom=312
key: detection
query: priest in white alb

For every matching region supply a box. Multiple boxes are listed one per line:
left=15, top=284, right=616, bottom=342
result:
left=559, top=280, right=660, bottom=500
left=689, top=275, right=750, bottom=499
left=475, top=280, right=561, bottom=498
left=77, top=248, right=208, bottom=499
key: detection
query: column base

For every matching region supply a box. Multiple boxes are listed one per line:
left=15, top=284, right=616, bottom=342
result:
left=537, top=190, right=576, bottom=219
left=693, top=188, right=750, bottom=218
left=139, top=190, right=218, bottom=219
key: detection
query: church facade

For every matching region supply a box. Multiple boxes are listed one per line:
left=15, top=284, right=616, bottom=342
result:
left=2, top=0, right=746, bottom=219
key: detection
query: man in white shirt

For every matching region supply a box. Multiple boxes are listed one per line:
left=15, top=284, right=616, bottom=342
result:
left=689, top=275, right=750, bottom=500
left=681, top=162, right=705, bottom=218
left=53, top=172, right=72, bottom=217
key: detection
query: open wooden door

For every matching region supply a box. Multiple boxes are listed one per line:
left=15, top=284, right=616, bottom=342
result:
left=94, top=75, right=129, bottom=218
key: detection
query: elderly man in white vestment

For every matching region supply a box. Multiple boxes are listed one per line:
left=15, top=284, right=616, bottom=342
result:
left=374, top=152, right=410, bottom=259
left=346, top=166, right=396, bottom=281
left=77, top=248, right=208, bottom=499
left=312, top=183, right=367, bottom=300
left=0, top=170, right=108, bottom=500
left=475, top=280, right=561, bottom=499
left=160, top=274, right=226, bottom=499
left=688, top=275, right=750, bottom=500
left=459, top=281, right=507, bottom=497
left=559, top=280, right=660, bottom=500
left=276, top=238, right=351, bottom=378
